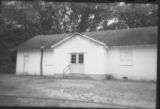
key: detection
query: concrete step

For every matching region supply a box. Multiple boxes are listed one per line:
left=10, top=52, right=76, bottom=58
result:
left=63, top=73, right=93, bottom=80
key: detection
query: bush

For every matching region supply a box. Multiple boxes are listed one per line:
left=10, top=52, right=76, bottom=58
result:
left=0, top=51, right=16, bottom=74
left=105, top=74, right=114, bottom=80
left=123, top=76, right=128, bottom=80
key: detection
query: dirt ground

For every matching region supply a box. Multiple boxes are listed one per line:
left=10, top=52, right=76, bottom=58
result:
left=0, top=74, right=156, bottom=108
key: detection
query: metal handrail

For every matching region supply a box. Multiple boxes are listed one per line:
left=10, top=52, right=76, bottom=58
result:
left=63, top=64, right=70, bottom=79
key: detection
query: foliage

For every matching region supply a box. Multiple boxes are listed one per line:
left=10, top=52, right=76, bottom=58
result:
left=105, top=74, right=114, bottom=80
left=0, top=1, right=158, bottom=73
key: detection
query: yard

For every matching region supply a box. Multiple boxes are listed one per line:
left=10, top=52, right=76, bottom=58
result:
left=0, top=74, right=156, bottom=108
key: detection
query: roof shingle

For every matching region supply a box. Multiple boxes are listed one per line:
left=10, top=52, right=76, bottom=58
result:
left=14, top=26, right=158, bottom=50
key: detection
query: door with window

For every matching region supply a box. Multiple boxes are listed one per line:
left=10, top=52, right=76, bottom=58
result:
left=70, top=53, right=84, bottom=74
left=23, top=54, right=30, bottom=74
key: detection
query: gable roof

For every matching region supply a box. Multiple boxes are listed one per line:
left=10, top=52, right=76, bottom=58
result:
left=50, top=32, right=108, bottom=49
left=13, top=26, right=158, bottom=50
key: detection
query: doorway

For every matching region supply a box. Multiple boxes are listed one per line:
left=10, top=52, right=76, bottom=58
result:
left=23, top=54, right=30, bottom=74
left=70, top=53, right=84, bottom=74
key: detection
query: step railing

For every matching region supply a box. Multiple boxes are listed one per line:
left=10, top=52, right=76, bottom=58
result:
left=63, top=64, right=70, bottom=79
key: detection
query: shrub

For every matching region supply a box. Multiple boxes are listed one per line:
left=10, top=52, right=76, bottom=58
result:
left=105, top=74, right=114, bottom=80
left=123, top=76, right=128, bottom=80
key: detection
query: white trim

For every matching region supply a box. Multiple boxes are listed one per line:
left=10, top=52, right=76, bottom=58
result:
left=110, top=44, right=157, bottom=48
left=50, top=32, right=109, bottom=49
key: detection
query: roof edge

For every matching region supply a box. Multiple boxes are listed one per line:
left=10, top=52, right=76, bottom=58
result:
left=50, top=32, right=109, bottom=49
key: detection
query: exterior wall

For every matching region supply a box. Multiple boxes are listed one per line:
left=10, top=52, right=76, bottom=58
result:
left=107, top=45, right=157, bottom=81
left=16, top=35, right=157, bottom=81
left=16, top=49, right=41, bottom=75
left=16, top=35, right=108, bottom=77
left=42, top=49, right=55, bottom=75
left=52, top=35, right=108, bottom=76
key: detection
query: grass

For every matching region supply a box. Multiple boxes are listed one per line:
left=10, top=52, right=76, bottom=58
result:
left=0, top=74, right=156, bottom=108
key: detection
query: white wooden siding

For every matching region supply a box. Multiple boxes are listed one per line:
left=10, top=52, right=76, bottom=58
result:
left=107, top=45, right=157, bottom=81
left=16, top=35, right=157, bottom=81
left=42, top=49, right=55, bottom=75
left=53, top=35, right=108, bottom=75
left=16, top=49, right=41, bottom=75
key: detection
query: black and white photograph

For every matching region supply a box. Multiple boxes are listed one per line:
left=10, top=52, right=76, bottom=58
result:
left=0, top=0, right=158, bottom=108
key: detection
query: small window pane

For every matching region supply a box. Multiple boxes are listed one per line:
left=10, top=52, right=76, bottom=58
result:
left=71, top=54, right=76, bottom=64
left=79, top=54, right=84, bottom=64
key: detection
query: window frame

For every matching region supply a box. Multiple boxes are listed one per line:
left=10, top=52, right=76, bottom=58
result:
left=78, top=53, right=84, bottom=64
left=71, top=53, right=76, bottom=64
left=70, top=53, right=84, bottom=64
left=120, top=48, right=133, bottom=66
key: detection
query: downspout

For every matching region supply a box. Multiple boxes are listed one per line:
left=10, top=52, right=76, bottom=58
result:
left=40, top=45, right=44, bottom=76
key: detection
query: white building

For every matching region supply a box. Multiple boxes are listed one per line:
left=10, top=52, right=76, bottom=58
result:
left=13, top=26, right=157, bottom=81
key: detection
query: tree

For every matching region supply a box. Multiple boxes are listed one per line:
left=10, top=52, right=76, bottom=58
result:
left=102, top=3, right=158, bottom=30
left=0, top=1, right=158, bottom=74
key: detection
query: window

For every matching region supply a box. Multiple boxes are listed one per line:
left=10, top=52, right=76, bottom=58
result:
left=24, top=54, right=29, bottom=62
left=71, top=54, right=76, bottom=64
left=24, top=54, right=29, bottom=58
left=79, top=54, right=84, bottom=64
left=120, top=48, right=132, bottom=65
left=71, top=53, right=84, bottom=64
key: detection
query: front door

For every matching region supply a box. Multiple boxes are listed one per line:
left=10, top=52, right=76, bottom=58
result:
left=70, top=53, right=84, bottom=74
